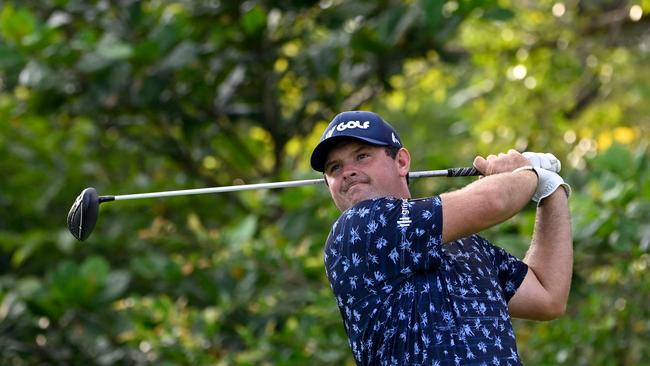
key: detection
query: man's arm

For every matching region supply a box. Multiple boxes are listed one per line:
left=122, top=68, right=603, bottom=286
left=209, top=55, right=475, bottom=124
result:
left=508, top=189, right=573, bottom=320
left=440, top=150, right=536, bottom=243
left=440, top=149, right=573, bottom=320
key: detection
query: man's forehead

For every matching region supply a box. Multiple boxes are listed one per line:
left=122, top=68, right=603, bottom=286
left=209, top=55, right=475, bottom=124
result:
left=325, top=140, right=378, bottom=162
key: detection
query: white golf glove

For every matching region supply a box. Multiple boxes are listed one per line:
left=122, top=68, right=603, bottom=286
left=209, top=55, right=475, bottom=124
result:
left=523, top=152, right=561, bottom=173
left=514, top=166, right=571, bottom=203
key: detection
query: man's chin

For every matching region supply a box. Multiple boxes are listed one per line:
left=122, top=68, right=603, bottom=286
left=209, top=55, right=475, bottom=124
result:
left=348, top=190, right=379, bottom=206
left=336, top=195, right=366, bottom=211
left=335, top=185, right=377, bottom=210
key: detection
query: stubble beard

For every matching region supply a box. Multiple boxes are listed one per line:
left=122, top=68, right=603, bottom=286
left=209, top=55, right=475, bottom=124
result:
left=342, top=177, right=374, bottom=208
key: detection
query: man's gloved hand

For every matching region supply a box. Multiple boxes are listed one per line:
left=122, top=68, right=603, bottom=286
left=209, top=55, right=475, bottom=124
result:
left=523, top=152, right=561, bottom=173
left=474, top=149, right=570, bottom=204
left=513, top=166, right=572, bottom=203
left=520, top=152, right=570, bottom=203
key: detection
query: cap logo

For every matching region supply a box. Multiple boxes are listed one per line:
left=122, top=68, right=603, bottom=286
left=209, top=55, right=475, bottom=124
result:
left=325, top=127, right=335, bottom=139
left=391, top=132, right=400, bottom=145
left=335, top=120, right=370, bottom=132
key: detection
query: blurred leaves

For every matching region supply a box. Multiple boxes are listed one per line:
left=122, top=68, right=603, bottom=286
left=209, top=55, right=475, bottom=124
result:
left=512, top=143, right=650, bottom=365
left=1, top=0, right=649, bottom=365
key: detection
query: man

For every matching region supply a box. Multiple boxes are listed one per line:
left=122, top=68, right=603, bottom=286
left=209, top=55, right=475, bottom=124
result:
left=310, top=111, right=572, bottom=365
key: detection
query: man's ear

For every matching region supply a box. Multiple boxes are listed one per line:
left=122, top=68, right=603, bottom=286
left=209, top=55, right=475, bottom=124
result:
left=396, top=148, right=411, bottom=177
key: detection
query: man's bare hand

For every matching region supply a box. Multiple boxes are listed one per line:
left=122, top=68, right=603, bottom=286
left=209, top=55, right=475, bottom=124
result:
left=473, top=149, right=530, bottom=176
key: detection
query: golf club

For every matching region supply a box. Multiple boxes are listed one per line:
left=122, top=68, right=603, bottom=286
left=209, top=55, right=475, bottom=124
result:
left=66, top=167, right=479, bottom=241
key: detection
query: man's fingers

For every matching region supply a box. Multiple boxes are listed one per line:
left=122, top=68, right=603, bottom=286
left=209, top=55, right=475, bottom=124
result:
left=473, top=156, right=488, bottom=175
left=477, top=149, right=563, bottom=177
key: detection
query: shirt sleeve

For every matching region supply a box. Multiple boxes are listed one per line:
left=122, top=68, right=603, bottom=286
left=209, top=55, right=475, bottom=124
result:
left=490, top=241, right=529, bottom=301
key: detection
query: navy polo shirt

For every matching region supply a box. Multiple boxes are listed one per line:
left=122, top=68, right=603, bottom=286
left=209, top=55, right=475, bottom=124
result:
left=324, top=196, right=528, bottom=365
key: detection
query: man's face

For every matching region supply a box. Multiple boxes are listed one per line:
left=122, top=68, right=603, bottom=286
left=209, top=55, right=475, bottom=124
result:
left=323, top=140, right=410, bottom=211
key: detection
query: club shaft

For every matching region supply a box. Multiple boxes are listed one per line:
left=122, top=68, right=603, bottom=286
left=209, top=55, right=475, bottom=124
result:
left=112, top=178, right=325, bottom=201
left=107, top=167, right=479, bottom=202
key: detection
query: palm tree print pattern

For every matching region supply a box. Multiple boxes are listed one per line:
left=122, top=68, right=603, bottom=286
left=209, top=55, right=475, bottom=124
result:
left=324, top=197, right=528, bottom=365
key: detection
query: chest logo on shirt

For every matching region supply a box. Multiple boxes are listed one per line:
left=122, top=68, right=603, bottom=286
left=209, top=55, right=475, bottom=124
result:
left=396, top=199, right=412, bottom=228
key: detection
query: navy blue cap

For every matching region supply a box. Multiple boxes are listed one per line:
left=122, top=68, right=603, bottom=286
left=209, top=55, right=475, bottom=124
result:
left=310, top=111, right=403, bottom=172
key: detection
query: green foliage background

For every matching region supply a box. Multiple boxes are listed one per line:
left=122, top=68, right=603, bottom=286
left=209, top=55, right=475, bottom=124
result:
left=1, top=0, right=648, bottom=365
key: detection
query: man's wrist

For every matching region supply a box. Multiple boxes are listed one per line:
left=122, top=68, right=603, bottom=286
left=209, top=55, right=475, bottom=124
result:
left=512, top=166, right=539, bottom=188
left=531, top=168, right=572, bottom=204
left=538, top=186, right=570, bottom=206
left=512, top=165, right=538, bottom=177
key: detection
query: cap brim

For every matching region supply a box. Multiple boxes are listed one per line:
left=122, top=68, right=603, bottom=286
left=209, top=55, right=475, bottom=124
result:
left=310, top=135, right=390, bottom=172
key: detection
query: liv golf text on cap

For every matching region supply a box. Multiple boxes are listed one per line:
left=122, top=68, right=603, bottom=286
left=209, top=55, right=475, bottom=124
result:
left=310, top=111, right=403, bottom=172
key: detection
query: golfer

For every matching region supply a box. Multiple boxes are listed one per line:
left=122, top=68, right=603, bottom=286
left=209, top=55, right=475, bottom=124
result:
left=310, top=111, right=572, bottom=365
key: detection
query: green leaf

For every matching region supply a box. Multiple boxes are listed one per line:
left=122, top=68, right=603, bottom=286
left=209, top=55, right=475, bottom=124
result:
left=241, top=5, right=267, bottom=35
left=226, top=215, right=258, bottom=244
left=0, top=43, right=24, bottom=69
left=80, top=256, right=110, bottom=289
left=130, top=253, right=169, bottom=280
left=77, top=52, right=112, bottom=72
left=157, top=41, right=198, bottom=71
left=50, top=261, right=82, bottom=302
left=11, top=240, right=39, bottom=267
left=18, top=60, right=54, bottom=88
left=590, top=144, right=633, bottom=178
left=133, top=40, right=161, bottom=64
left=350, top=26, right=385, bottom=53
left=0, top=5, right=37, bottom=43
left=482, top=6, right=515, bottom=21
left=99, top=270, right=131, bottom=302
left=0, top=292, right=26, bottom=322
left=422, top=0, right=444, bottom=31
left=76, top=35, right=133, bottom=72
left=96, top=36, right=134, bottom=61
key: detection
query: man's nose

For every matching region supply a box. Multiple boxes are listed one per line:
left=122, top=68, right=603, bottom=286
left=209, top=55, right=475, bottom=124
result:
left=342, top=165, right=357, bottom=179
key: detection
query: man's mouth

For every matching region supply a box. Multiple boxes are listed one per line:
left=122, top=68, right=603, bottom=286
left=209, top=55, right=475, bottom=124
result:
left=346, top=182, right=359, bottom=192
left=342, top=179, right=368, bottom=193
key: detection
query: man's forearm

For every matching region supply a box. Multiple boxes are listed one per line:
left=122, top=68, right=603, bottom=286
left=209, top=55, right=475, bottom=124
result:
left=475, top=169, right=538, bottom=221
left=524, top=189, right=573, bottom=314
left=441, top=169, right=537, bottom=242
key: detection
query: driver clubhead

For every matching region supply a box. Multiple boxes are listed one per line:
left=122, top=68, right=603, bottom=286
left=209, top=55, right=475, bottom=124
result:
left=67, top=187, right=100, bottom=241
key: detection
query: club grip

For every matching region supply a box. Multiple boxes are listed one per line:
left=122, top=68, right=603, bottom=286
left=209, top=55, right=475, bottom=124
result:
left=447, top=167, right=480, bottom=177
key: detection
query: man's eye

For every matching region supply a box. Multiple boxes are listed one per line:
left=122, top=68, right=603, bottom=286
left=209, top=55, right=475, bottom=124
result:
left=357, top=153, right=369, bottom=160
left=328, top=164, right=341, bottom=174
